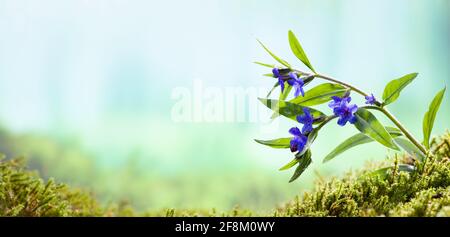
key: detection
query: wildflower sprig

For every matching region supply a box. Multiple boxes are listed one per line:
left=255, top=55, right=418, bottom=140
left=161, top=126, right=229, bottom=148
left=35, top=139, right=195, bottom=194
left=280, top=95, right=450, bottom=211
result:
left=255, top=30, right=446, bottom=182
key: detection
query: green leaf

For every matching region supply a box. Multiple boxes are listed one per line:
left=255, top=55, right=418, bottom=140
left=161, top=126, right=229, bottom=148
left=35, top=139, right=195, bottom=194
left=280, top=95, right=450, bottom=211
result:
left=269, top=84, right=292, bottom=118
left=271, top=83, right=347, bottom=120
left=367, top=164, right=416, bottom=179
left=257, top=39, right=291, bottom=68
left=289, top=150, right=312, bottom=183
left=394, top=138, right=425, bottom=162
left=353, top=108, right=399, bottom=150
left=386, top=126, right=403, bottom=134
left=323, top=127, right=403, bottom=163
left=258, top=98, right=326, bottom=122
left=279, top=157, right=299, bottom=171
left=288, top=30, right=315, bottom=73
left=290, top=83, right=347, bottom=106
left=254, top=61, right=275, bottom=68
left=422, top=87, right=446, bottom=149
left=254, top=138, right=291, bottom=149
left=382, top=73, right=418, bottom=106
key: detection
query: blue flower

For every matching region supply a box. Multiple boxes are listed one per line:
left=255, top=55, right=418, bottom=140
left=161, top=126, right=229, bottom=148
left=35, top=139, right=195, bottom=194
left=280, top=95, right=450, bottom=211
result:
left=296, top=108, right=314, bottom=133
left=331, top=96, right=358, bottom=126
left=365, top=93, right=376, bottom=105
left=328, top=96, right=351, bottom=109
left=289, top=127, right=308, bottom=153
left=272, top=68, right=285, bottom=92
left=287, top=72, right=305, bottom=97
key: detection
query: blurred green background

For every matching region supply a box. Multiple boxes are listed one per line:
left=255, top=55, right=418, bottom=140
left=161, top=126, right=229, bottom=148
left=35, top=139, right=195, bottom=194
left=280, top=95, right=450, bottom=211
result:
left=0, top=0, right=449, bottom=212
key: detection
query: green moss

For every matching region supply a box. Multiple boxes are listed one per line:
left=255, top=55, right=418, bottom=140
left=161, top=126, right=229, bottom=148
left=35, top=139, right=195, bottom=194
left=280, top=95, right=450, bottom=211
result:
left=143, top=206, right=256, bottom=217
left=0, top=156, right=136, bottom=216
left=275, top=132, right=450, bottom=217
left=1, top=132, right=449, bottom=217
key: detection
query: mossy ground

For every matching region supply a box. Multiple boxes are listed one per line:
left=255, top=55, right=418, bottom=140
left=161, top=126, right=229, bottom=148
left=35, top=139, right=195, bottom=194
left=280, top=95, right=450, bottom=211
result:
left=1, top=132, right=449, bottom=217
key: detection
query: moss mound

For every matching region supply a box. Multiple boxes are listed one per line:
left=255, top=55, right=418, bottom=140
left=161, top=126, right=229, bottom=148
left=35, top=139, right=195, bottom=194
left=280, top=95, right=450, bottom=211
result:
left=276, top=132, right=450, bottom=217
left=1, top=132, right=449, bottom=217
left=0, top=156, right=135, bottom=216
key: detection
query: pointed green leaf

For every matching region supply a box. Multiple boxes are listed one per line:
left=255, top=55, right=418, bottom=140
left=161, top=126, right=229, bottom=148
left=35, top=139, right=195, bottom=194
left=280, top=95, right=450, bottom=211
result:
left=290, top=83, right=347, bottom=106
left=353, top=108, right=399, bottom=150
left=289, top=150, right=312, bottom=182
left=254, top=138, right=291, bottom=149
left=258, top=98, right=325, bottom=122
left=422, top=87, right=446, bottom=149
left=257, top=39, right=291, bottom=68
left=394, top=137, right=426, bottom=162
left=279, top=157, right=299, bottom=171
left=382, top=73, right=418, bottom=105
left=288, top=30, right=315, bottom=73
left=323, top=127, right=403, bottom=163
left=254, top=61, right=275, bottom=68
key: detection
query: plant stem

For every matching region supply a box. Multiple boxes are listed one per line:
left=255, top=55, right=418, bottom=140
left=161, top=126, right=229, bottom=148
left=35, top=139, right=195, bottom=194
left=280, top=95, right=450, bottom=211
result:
left=316, top=115, right=337, bottom=131
left=363, top=106, right=428, bottom=155
left=314, top=74, right=369, bottom=97
left=302, top=71, right=429, bottom=155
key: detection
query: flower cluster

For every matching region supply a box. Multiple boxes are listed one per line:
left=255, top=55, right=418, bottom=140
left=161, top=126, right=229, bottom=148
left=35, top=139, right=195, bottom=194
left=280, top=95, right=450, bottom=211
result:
left=272, top=68, right=286, bottom=92
left=297, top=108, right=314, bottom=133
left=288, top=127, right=307, bottom=153
left=273, top=68, right=305, bottom=97
left=288, top=108, right=314, bottom=153
left=329, top=96, right=358, bottom=126
left=365, top=93, right=376, bottom=105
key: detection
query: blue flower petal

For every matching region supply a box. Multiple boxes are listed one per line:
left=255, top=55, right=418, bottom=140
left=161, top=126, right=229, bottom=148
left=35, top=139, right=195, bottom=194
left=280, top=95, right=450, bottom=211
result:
left=272, top=68, right=280, bottom=78
left=302, top=108, right=310, bottom=117
left=298, top=77, right=304, bottom=86
left=294, top=85, right=301, bottom=97
left=279, top=78, right=285, bottom=92
left=333, top=106, right=343, bottom=116
left=349, top=104, right=358, bottom=113
left=337, top=117, right=348, bottom=126
left=365, top=93, right=376, bottom=105
left=296, top=115, right=307, bottom=124
left=329, top=96, right=342, bottom=108
left=302, top=124, right=313, bottom=133
left=289, top=127, right=301, bottom=136
left=289, top=72, right=298, bottom=80
left=290, top=139, right=298, bottom=152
